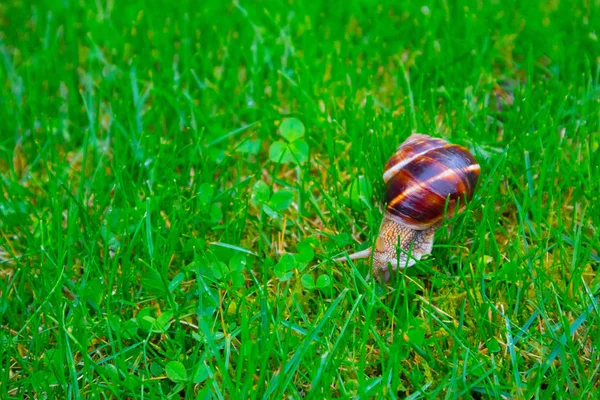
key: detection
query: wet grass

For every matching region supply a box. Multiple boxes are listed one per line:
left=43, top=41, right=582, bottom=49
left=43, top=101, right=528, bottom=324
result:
left=1, top=0, right=599, bottom=398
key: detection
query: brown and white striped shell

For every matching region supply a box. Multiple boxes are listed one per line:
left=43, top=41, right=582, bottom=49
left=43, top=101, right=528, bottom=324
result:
left=382, top=134, right=480, bottom=230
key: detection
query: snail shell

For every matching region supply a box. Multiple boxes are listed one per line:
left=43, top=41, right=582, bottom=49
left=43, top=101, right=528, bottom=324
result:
left=383, top=134, right=480, bottom=229
left=335, top=134, right=480, bottom=281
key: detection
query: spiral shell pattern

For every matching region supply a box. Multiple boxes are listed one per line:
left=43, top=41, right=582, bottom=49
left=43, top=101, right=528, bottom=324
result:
left=383, top=134, right=480, bottom=229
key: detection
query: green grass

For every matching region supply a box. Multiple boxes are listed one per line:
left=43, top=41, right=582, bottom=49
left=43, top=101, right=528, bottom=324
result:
left=1, top=0, right=599, bottom=398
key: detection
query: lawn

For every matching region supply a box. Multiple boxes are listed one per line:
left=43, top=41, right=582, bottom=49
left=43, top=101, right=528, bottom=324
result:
left=1, top=0, right=599, bottom=398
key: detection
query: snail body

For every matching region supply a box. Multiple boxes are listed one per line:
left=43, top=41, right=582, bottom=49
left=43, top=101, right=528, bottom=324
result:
left=335, top=134, right=480, bottom=281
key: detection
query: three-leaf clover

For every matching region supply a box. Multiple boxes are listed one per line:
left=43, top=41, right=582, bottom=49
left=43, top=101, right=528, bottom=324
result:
left=251, top=180, right=295, bottom=219
left=301, top=273, right=332, bottom=290
left=269, top=118, right=309, bottom=165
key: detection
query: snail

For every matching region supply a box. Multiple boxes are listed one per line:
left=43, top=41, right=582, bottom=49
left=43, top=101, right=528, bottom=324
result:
left=335, top=134, right=480, bottom=281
